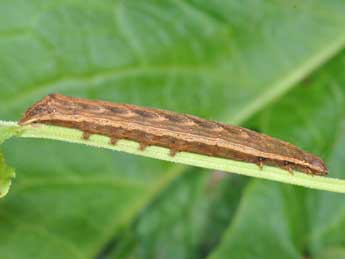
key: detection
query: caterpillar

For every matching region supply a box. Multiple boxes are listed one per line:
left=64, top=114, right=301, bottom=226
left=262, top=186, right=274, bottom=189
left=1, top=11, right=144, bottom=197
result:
left=19, top=94, right=328, bottom=176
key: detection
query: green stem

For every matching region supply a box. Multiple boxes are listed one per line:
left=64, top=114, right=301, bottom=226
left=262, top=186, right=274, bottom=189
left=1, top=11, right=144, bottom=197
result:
left=1, top=120, right=345, bottom=194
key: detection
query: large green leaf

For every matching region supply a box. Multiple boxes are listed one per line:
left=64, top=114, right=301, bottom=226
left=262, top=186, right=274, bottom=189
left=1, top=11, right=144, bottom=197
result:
left=0, top=1, right=345, bottom=258
left=209, top=50, right=345, bottom=259
left=107, top=171, right=248, bottom=259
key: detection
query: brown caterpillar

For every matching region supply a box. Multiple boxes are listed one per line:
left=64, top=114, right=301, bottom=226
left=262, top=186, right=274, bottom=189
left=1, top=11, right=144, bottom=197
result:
left=19, top=94, right=328, bottom=176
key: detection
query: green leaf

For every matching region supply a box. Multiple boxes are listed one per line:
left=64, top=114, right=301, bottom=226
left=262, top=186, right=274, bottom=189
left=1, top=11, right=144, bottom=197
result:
left=0, top=152, right=15, bottom=198
left=315, top=247, right=345, bottom=259
left=0, top=121, right=18, bottom=198
left=1, top=1, right=345, bottom=258
left=108, top=171, right=248, bottom=259
left=208, top=50, right=345, bottom=259
left=210, top=181, right=305, bottom=259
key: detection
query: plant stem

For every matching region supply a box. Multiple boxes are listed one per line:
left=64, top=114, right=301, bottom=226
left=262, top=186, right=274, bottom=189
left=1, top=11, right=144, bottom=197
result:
left=1, top=120, right=345, bottom=193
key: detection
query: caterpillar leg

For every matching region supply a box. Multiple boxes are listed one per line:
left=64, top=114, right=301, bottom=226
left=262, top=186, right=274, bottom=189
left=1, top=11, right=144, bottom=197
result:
left=110, top=137, right=118, bottom=145
left=255, top=157, right=265, bottom=170
left=138, top=143, right=148, bottom=151
left=283, top=161, right=294, bottom=175
left=169, top=149, right=178, bottom=157
left=82, top=131, right=91, bottom=140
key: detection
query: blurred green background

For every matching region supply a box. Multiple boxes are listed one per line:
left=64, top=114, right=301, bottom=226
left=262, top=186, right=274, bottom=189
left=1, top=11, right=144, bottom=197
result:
left=1, top=1, right=345, bottom=258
